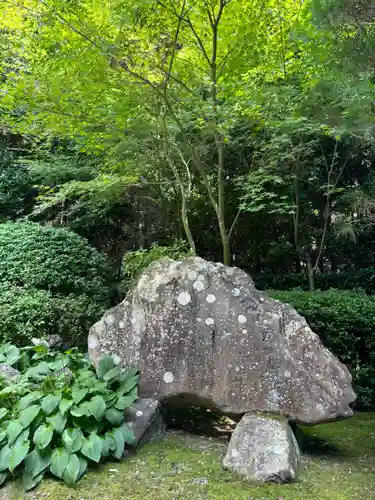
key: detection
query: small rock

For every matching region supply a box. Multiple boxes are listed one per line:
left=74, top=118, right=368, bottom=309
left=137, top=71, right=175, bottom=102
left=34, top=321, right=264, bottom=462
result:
left=0, top=363, right=20, bottom=382
left=123, top=398, right=166, bottom=452
left=223, top=413, right=300, bottom=484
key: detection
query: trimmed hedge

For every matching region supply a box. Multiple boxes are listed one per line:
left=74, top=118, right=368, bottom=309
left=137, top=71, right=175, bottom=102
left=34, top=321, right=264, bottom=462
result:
left=0, top=222, right=112, bottom=346
left=254, top=268, right=375, bottom=293
left=271, top=289, right=375, bottom=410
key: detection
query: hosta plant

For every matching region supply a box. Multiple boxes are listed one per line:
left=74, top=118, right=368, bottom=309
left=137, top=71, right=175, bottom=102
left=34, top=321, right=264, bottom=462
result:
left=0, top=343, right=139, bottom=490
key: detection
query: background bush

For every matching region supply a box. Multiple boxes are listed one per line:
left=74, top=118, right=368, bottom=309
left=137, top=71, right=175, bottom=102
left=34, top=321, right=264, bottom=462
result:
left=271, top=289, right=375, bottom=410
left=254, top=268, right=375, bottom=294
left=0, top=222, right=112, bottom=346
left=120, top=241, right=192, bottom=297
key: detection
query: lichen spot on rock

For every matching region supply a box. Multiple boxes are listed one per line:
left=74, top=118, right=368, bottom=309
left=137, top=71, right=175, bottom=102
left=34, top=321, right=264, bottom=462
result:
left=88, top=335, right=98, bottom=349
left=119, top=321, right=125, bottom=329
left=242, top=329, right=248, bottom=334
left=232, top=288, right=240, bottom=296
left=238, top=315, right=247, bottom=324
left=163, top=372, right=174, bottom=383
left=106, top=314, right=115, bottom=326
left=136, top=410, right=143, bottom=417
left=113, top=354, right=121, bottom=365
left=193, top=280, right=204, bottom=292
left=205, top=318, right=214, bottom=326
left=206, top=294, right=216, bottom=304
left=188, top=270, right=198, bottom=280
left=177, top=291, right=191, bottom=306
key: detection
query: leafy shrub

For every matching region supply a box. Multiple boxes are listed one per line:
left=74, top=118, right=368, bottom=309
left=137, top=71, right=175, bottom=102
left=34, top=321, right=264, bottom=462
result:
left=271, top=289, right=375, bottom=409
left=254, top=268, right=375, bottom=293
left=0, top=342, right=138, bottom=490
left=0, top=222, right=111, bottom=298
left=120, top=240, right=192, bottom=296
left=0, top=284, right=105, bottom=347
left=0, top=222, right=112, bottom=346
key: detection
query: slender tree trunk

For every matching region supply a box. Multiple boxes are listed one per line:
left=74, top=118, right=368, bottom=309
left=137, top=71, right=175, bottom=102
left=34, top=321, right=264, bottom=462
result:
left=210, top=3, right=230, bottom=265
left=306, top=255, right=315, bottom=291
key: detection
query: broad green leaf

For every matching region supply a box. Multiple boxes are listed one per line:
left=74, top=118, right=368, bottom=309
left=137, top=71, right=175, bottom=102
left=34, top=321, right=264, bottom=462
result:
left=105, top=408, right=124, bottom=426
left=41, top=394, right=61, bottom=415
left=9, top=439, right=29, bottom=472
left=110, top=428, right=125, bottom=459
left=5, top=345, right=21, bottom=365
left=120, top=423, right=136, bottom=445
left=62, top=428, right=84, bottom=453
left=103, top=366, right=122, bottom=383
left=24, top=362, right=50, bottom=379
left=59, top=398, right=73, bottom=415
left=19, top=405, right=40, bottom=429
left=80, top=434, right=102, bottom=463
left=88, top=396, right=106, bottom=420
left=72, top=388, right=88, bottom=405
left=22, top=471, right=44, bottom=492
left=0, top=409, right=8, bottom=422
left=117, top=375, right=139, bottom=396
left=77, top=456, right=87, bottom=480
left=7, top=420, right=23, bottom=445
left=18, top=392, right=42, bottom=411
left=62, top=453, right=80, bottom=486
left=97, top=354, right=115, bottom=380
left=50, top=448, right=70, bottom=479
left=25, top=448, right=52, bottom=478
left=46, top=411, right=67, bottom=434
left=33, top=425, right=53, bottom=450
left=0, top=445, right=10, bottom=472
left=0, top=471, right=6, bottom=486
left=114, top=394, right=138, bottom=411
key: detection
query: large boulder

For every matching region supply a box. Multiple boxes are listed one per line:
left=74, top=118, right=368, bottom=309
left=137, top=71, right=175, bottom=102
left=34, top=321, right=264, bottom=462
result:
left=88, top=257, right=355, bottom=425
left=223, top=414, right=300, bottom=483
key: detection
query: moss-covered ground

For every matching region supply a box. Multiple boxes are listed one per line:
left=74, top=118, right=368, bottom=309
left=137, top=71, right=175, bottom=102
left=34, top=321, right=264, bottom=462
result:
left=3, top=413, right=375, bottom=499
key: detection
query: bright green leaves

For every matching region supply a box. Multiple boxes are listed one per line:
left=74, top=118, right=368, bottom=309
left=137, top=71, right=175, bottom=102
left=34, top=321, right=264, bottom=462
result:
left=0, top=348, right=138, bottom=491
left=59, top=398, right=74, bottom=415
left=62, top=453, right=80, bottom=486
left=19, top=405, right=40, bottom=429
left=105, top=408, right=125, bottom=426
left=50, top=447, right=70, bottom=479
left=9, top=439, right=29, bottom=472
left=46, top=411, right=67, bottom=434
left=33, top=425, right=54, bottom=450
left=62, top=428, right=84, bottom=453
left=88, top=396, right=107, bottom=420
left=72, top=388, right=88, bottom=405
left=81, top=434, right=102, bottom=463
left=41, top=393, right=61, bottom=415
left=7, top=420, right=23, bottom=445
left=0, top=445, right=10, bottom=472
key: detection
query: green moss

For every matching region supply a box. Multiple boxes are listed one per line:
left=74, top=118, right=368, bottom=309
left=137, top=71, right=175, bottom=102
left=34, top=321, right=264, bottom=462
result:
left=6, top=413, right=375, bottom=500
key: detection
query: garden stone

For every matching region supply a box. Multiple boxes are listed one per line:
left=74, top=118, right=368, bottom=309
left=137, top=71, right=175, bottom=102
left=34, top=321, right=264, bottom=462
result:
left=0, top=363, right=20, bottom=382
left=223, top=414, right=300, bottom=483
left=88, top=256, right=356, bottom=425
left=123, top=398, right=166, bottom=451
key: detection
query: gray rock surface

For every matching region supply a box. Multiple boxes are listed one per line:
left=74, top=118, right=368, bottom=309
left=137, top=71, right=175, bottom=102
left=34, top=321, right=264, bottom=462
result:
left=123, top=398, right=166, bottom=450
left=88, top=257, right=355, bottom=424
left=0, top=363, right=20, bottom=382
left=223, top=414, right=300, bottom=483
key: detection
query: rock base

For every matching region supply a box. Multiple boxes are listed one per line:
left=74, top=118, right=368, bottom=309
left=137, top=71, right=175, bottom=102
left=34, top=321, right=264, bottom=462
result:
left=223, top=413, right=300, bottom=483
left=123, top=398, right=166, bottom=453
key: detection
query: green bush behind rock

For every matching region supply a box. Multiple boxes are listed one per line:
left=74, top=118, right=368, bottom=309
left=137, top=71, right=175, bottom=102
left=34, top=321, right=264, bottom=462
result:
left=0, top=222, right=112, bottom=346
left=271, top=289, right=375, bottom=410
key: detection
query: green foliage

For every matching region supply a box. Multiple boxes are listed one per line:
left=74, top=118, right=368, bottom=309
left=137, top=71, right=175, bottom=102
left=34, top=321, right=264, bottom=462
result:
left=0, top=222, right=112, bottom=346
left=255, top=268, right=375, bottom=293
left=271, top=289, right=375, bottom=409
left=0, top=342, right=138, bottom=490
left=120, top=241, right=192, bottom=296
left=0, top=222, right=111, bottom=297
